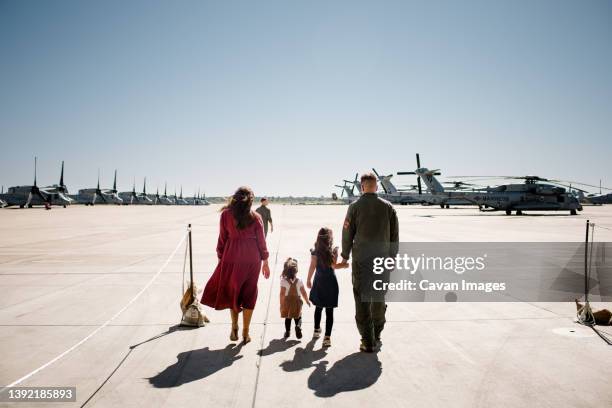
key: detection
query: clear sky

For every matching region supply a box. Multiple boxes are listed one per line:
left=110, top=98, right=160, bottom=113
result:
left=1, top=0, right=611, bottom=196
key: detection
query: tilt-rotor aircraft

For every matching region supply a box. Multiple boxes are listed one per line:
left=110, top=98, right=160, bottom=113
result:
left=332, top=174, right=360, bottom=204
left=153, top=183, right=175, bottom=205
left=174, top=187, right=189, bottom=205
left=189, top=190, right=210, bottom=206
left=119, top=178, right=153, bottom=205
left=72, top=170, right=123, bottom=205
left=0, top=158, right=72, bottom=208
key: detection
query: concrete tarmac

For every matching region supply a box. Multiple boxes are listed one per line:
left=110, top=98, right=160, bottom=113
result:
left=1, top=204, right=611, bottom=407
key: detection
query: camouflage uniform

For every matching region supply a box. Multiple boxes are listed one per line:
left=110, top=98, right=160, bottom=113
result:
left=341, top=192, right=399, bottom=347
left=255, top=205, right=272, bottom=237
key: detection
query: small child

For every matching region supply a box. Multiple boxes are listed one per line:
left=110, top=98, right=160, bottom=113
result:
left=280, top=258, right=310, bottom=339
left=307, top=227, right=348, bottom=347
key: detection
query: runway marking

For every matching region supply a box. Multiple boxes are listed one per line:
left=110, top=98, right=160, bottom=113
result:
left=0, top=230, right=189, bottom=392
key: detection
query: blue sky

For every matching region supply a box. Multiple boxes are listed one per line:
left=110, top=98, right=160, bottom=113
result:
left=1, top=0, right=611, bottom=196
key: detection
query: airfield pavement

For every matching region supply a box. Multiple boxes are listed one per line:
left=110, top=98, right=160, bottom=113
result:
left=1, top=204, right=612, bottom=408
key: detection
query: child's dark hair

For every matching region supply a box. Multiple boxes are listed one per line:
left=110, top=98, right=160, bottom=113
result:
left=282, top=258, right=298, bottom=280
left=314, top=227, right=334, bottom=267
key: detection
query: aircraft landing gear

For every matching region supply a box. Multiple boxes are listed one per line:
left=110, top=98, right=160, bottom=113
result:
left=516, top=210, right=523, bottom=215
left=505, top=210, right=511, bottom=215
left=440, top=204, right=444, bottom=209
left=20, top=204, right=25, bottom=209
left=445, top=204, right=450, bottom=209
left=570, top=209, right=577, bottom=215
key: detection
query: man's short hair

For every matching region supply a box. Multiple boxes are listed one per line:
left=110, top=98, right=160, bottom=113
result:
left=260, top=197, right=268, bottom=202
left=360, top=172, right=377, bottom=185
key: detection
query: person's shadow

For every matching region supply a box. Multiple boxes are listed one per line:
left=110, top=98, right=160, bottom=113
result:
left=307, top=352, right=382, bottom=397
left=258, top=338, right=300, bottom=357
left=280, top=338, right=328, bottom=372
left=147, top=343, right=244, bottom=388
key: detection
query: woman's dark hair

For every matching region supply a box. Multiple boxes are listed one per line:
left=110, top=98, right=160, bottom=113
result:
left=282, top=258, right=298, bottom=281
left=314, top=227, right=334, bottom=267
left=222, top=186, right=256, bottom=230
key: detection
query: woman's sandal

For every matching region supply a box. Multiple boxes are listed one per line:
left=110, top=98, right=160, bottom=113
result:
left=322, top=336, right=331, bottom=347
left=242, top=330, right=251, bottom=344
left=230, top=325, right=239, bottom=342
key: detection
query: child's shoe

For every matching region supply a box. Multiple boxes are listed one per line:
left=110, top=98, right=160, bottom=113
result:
left=322, top=336, right=331, bottom=347
left=283, top=330, right=290, bottom=339
left=313, top=328, right=322, bottom=339
left=295, top=326, right=303, bottom=339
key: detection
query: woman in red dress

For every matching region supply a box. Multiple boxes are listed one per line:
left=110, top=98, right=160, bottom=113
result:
left=201, top=186, right=271, bottom=343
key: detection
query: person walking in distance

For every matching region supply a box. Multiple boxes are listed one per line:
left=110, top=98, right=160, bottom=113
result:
left=255, top=197, right=273, bottom=238
left=338, top=173, right=399, bottom=353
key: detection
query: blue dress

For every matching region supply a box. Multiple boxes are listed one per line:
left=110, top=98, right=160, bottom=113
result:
left=308, top=249, right=339, bottom=308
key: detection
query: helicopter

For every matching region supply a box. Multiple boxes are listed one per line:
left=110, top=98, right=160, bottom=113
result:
left=371, top=168, right=422, bottom=205
left=396, top=153, right=474, bottom=208
left=0, top=158, right=72, bottom=208
left=444, top=175, right=598, bottom=215
left=73, top=170, right=123, bottom=205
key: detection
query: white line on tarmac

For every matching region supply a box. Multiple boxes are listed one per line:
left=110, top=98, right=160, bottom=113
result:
left=0, top=230, right=189, bottom=392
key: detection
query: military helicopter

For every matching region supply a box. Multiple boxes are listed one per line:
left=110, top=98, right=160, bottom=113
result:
left=396, top=153, right=474, bottom=208
left=445, top=175, right=593, bottom=215
left=73, top=170, right=123, bottom=205
left=371, top=168, right=422, bottom=205
left=0, top=158, right=72, bottom=208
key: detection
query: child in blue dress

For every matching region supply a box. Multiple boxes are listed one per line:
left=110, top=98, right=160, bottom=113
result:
left=306, top=227, right=347, bottom=347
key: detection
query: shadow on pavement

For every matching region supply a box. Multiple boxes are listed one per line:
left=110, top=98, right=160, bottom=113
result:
left=147, top=343, right=244, bottom=388
left=280, top=338, right=328, bottom=372
left=308, top=352, right=382, bottom=397
left=258, top=338, right=300, bottom=356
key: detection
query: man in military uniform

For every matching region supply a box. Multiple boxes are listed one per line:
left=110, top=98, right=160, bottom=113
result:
left=340, top=173, right=399, bottom=352
left=255, top=197, right=273, bottom=238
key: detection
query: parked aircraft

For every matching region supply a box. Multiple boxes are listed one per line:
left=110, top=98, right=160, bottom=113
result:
left=445, top=175, right=589, bottom=215
left=119, top=178, right=153, bottom=205
left=72, top=170, right=123, bottom=205
left=397, top=154, right=475, bottom=208
left=0, top=158, right=72, bottom=208
left=173, top=187, right=189, bottom=205
left=154, top=183, right=175, bottom=205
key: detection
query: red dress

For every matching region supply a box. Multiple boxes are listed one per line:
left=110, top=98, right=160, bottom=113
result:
left=201, top=209, right=269, bottom=311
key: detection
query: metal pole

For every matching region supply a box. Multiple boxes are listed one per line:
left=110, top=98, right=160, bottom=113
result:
left=188, top=224, right=194, bottom=299
left=584, top=219, right=589, bottom=303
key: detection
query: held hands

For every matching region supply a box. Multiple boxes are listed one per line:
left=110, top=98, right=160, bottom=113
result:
left=262, top=260, right=270, bottom=279
left=336, top=258, right=350, bottom=269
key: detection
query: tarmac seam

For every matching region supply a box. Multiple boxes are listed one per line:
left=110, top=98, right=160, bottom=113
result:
left=251, top=205, right=285, bottom=408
